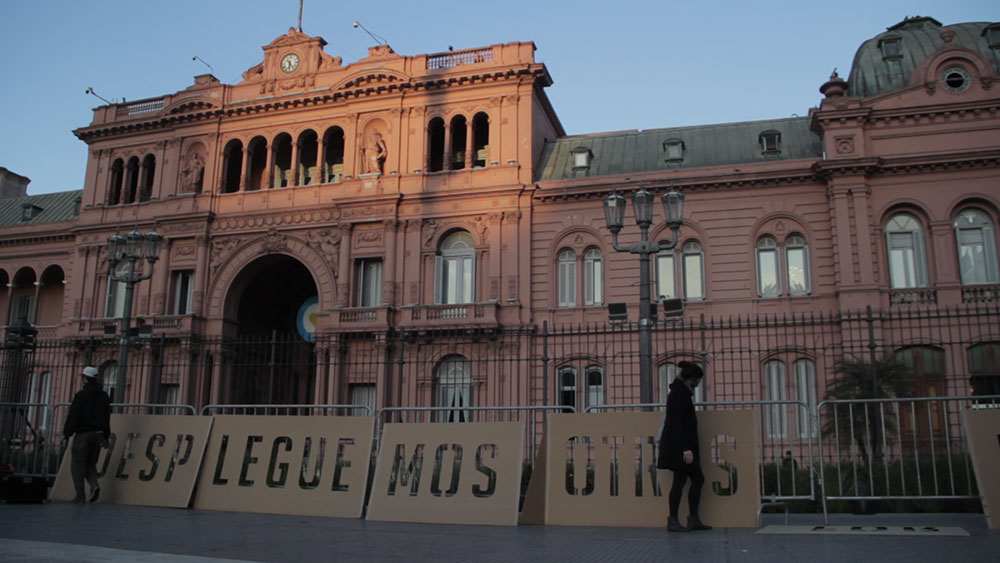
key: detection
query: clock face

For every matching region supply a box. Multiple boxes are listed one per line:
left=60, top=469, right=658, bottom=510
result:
left=280, top=53, right=299, bottom=73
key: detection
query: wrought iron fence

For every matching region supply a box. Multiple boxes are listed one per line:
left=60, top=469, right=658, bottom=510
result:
left=1, top=305, right=997, bottom=486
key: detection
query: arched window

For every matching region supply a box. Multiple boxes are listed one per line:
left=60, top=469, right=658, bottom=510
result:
left=435, top=231, right=475, bottom=304
left=885, top=213, right=928, bottom=288
left=584, top=248, right=603, bottom=306
left=557, top=249, right=576, bottom=307
left=108, top=159, right=124, bottom=204
left=472, top=112, right=489, bottom=167
left=9, top=268, right=36, bottom=323
left=221, top=140, right=244, bottom=193
left=954, top=208, right=999, bottom=285
left=246, top=136, right=268, bottom=191
left=449, top=115, right=468, bottom=170
left=426, top=117, right=445, bottom=172
left=558, top=366, right=577, bottom=413
left=298, top=129, right=319, bottom=186
left=655, top=249, right=676, bottom=299
left=105, top=262, right=128, bottom=318
left=101, top=362, right=118, bottom=400
left=756, top=236, right=780, bottom=297
left=271, top=133, right=292, bottom=188
left=37, top=265, right=65, bottom=325
left=763, top=359, right=786, bottom=438
left=895, top=346, right=946, bottom=448
left=139, top=154, right=155, bottom=202
left=968, top=342, right=1000, bottom=398
left=123, top=157, right=139, bottom=203
left=585, top=365, right=604, bottom=409
left=322, top=126, right=345, bottom=183
left=793, top=358, right=817, bottom=438
left=25, top=371, right=51, bottom=431
left=786, top=234, right=810, bottom=295
left=682, top=241, right=705, bottom=300
left=434, top=355, right=472, bottom=422
left=658, top=361, right=706, bottom=408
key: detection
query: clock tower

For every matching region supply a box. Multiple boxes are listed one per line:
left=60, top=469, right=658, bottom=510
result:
left=240, top=27, right=342, bottom=92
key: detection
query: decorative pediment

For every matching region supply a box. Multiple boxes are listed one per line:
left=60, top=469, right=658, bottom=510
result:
left=335, top=71, right=410, bottom=91
left=164, top=98, right=219, bottom=115
left=266, top=27, right=321, bottom=48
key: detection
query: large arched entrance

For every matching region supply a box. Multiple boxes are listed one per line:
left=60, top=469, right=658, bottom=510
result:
left=224, top=255, right=319, bottom=405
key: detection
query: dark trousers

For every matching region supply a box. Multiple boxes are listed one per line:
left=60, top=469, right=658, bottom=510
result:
left=70, top=431, right=102, bottom=500
left=668, top=464, right=705, bottom=518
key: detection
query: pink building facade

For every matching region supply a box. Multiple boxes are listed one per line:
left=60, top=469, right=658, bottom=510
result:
left=1, top=17, right=998, bottom=435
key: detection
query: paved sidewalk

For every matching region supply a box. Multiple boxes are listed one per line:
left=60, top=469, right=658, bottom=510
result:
left=1, top=504, right=997, bottom=562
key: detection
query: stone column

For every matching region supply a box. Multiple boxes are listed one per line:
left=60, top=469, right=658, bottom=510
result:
left=338, top=224, right=353, bottom=306
left=240, top=146, right=250, bottom=191
left=192, top=235, right=209, bottom=316
left=290, top=139, right=300, bottom=187
left=383, top=219, right=399, bottom=306
left=930, top=219, right=960, bottom=285
left=443, top=121, right=452, bottom=170
left=316, top=134, right=326, bottom=184
left=264, top=144, right=275, bottom=189
left=487, top=213, right=503, bottom=302
left=152, top=239, right=172, bottom=315
left=29, top=281, right=42, bottom=324
left=465, top=119, right=474, bottom=169
left=848, top=185, right=876, bottom=286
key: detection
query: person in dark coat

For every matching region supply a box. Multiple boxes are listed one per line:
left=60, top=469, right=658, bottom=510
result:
left=61, top=366, right=112, bottom=504
left=657, top=361, right=711, bottom=532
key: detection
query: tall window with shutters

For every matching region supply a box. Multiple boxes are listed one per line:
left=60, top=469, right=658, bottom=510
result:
left=557, top=249, right=576, bottom=307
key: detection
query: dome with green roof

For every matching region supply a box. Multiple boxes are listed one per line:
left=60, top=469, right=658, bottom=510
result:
left=847, top=16, right=1000, bottom=97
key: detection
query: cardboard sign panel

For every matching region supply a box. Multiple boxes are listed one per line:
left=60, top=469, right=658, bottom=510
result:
left=367, top=421, right=524, bottom=526
left=52, top=414, right=213, bottom=508
left=964, top=408, right=1000, bottom=529
left=193, top=415, right=374, bottom=518
left=520, top=410, right=759, bottom=527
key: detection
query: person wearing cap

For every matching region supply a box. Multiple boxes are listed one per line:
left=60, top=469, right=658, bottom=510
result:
left=61, top=366, right=112, bottom=504
left=657, top=360, right=712, bottom=532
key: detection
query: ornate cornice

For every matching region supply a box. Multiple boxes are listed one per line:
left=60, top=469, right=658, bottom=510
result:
left=812, top=157, right=883, bottom=179
left=74, top=66, right=548, bottom=142
left=214, top=207, right=342, bottom=231
left=0, top=249, right=72, bottom=261
left=0, top=233, right=76, bottom=247
left=534, top=169, right=820, bottom=202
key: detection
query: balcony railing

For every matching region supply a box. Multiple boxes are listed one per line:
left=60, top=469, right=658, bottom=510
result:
left=405, top=302, right=498, bottom=326
left=116, top=98, right=165, bottom=117
left=962, top=284, right=1000, bottom=303
left=888, top=288, right=937, bottom=306
left=427, top=48, right=493, bottom=70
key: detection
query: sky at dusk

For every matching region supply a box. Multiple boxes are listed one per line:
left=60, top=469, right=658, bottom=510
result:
left=0, top=0, right=995, bottom=194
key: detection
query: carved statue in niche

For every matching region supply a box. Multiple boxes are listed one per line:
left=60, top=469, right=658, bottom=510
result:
left=180, top=145, right=205, bottom=193
left=361, top=130, right=387, bottom=175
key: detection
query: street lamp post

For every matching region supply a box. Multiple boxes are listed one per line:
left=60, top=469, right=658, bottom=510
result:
left=603, top=186, right=685, bottom=408
left=106, top=229, right=162, bottom=404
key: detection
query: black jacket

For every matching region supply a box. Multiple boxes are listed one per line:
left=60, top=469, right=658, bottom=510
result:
left=63, top=380, right=112, bottom=439
left=657, top=378, right=699, bottom=471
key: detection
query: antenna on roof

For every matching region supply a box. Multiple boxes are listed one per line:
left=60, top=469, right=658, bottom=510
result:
left=297, top=0, right=303, bottom=32
left=352, top=20, right=387, bottom=45
left=192, top=55, right=215, bottom=74
left=84, top=87, right=113, bottom=105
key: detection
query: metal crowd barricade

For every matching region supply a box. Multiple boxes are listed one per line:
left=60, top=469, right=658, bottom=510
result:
left=817, top=395, right=1000, bottom=524
left=585, top=399, right=817, bottom=523
left=199, top=403, right=372, bottom=416
left=0, top=402, right=59, bottom=478
left=112, top=403, right=197, bottom=416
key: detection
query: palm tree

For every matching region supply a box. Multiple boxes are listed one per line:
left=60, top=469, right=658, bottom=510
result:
left=822, top=354, right=913, bottom=465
